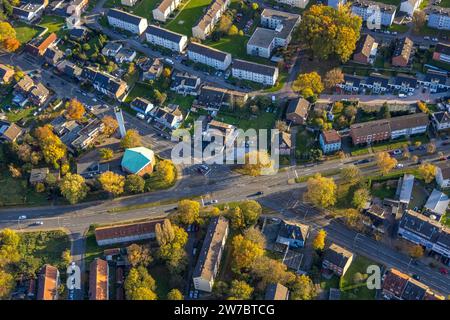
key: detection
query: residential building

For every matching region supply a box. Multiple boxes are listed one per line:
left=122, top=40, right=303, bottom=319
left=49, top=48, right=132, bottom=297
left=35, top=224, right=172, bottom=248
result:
left=232, top=59, right=279, bottom=86
left=364, top=204, right=387, bottom=231
left=195, top=85, right=248, bottom=110
left=14, top=75, right=50, bottom=107
left=145, top=25, right=188, bottom=53
left=432, top=111, right=450, bottom=131
left=95, top=219, right=165, bottom=246
left=0, top=121, right=22, bottom=142
left=187, top=42, right=232, bottom=70
left=381, top=268, right=409, bottom=300
left=276, top=220, right=309, bottom=248
left=115, top=48, right=137, bottom=64
left=101, top=42, right=123, bottom=57
left=398, top=210, right=441, bottom=250
left=428, top=6, right=450, bottom=30
left=81, top=67, right=127, bottom=100
left=57, top=60, right=82, bottom=79
left=424, top=189, right=450, bottom=219
left=436, top=161, right=450, bottom=188
left=89, top=258, right=109, bottom=300
left=130, top=97, right=154, bottom=114
left=71, top=119, right=104, bottom=150
left=121, top=147, right=155, bottom=175
left=275, top=0, right=308, bottom=8
left=69, top=27, right=87, bottom=41
left=170, top=72, right=201, bottom=96
left=419, top=70, right=450, bottom=93
left=399, top=174, right=414, bottom=205
left=44, top=47, right=64, bottom=66
left=107, top=9, right=148, bottom=35
left=353, top=34, right=378, bottom=64
left=121, top=0, right=138, bottom=6
left=337, top=74, right=364, bottom=92
left=13, top=0, right=47, bottom=21
left=286, top=97, right=310, bottom=125
left=67, top=0, right=88, bottom=15
left=153, top=105, right=183, bottom=129
left=401, top=279, right=428, bottom=300
left=389, top=112, right=429, bottom=139
left=25, top=32, right=57, bottom=56
left=433, top=43, right=450, bottom=64
left=363, top=73, right=390, bottom=93
left=400, top=0, right=421, bottom=16
left=37, top=264, right=60, bottom=300
left=327, top=0, right=346, bottom=9
left=278, top=131, right=292, bottom=155
left=205, top=120, right=238, bottom=150
left=391, top=37, right=414, bottom=67
left=351, top=0, right=397, bottom=27
left=193, top=216, right=229, bottom=292
left=265, top=283, right=289, bottom=300
left=77, top=160, right=109, bottom=178
left=350, top=119, right=391, bottom=145
left=152, top=0, right=181, bottom=22
left=322, top=243, right=354, bottom=277
left=0, top=64, right=14, bottom=84
left=319, top=129, right=341, bottom=153
left=142, top=58, right=163, bottom=80
left=389, top=74, right=418, bottom=93
left=192, top=0, right=230, bottom=40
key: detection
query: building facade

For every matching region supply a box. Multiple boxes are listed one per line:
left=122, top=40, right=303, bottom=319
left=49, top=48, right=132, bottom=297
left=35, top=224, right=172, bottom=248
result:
left=107, top=9, right=148, bottom=35
left=187, top=42, right=232, bottom=70
left=231, top=59, right=279, bottom=86
left=145, top=25, right=188, bottom=53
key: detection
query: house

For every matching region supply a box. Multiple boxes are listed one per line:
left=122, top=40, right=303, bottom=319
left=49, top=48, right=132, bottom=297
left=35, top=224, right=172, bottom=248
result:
left=285, top=98, right=309, bottom=125
left=145, top=25, right=188, bottom=53
left=319, top=129, right=341, bottom=154
left=187, top=42, right=232, bottom=71
left=428, top=6, right=450, bottom=31
left=391, top=37, right=414, bottom=67
left=94, top=219, right=165, bottom=246
left=337, top=74, right=364, bottom=92
left=14, top=75, right=50, bottom=106
left=432, top=111, right=450, bottom=131
left=192, top=0, right=230, bottom=40
left=381, top=268, right=409, bottom=300
left=153, top=105, right=183, bottom=129
left=398, top=209, right=442, bottom=250
left=278, top=131, right=292, bottom=155
left=115, top=48, right=136, bottom=64
left=401, top=279, right=428, bottom=300
left=152, top=0, right=181, bottom=22
left=399, top=174, right=414, bottom=205
left=13, top=0, right=47, bottom=21
left=276, top=220, right=309, bottom=248
left=121, top=147, right=155, bottom=176
left=204, top=120, right=237, bottom=151
left=351, top=0, right=397, bottom=27
left=195, top=85, right=248, bottom=110
left=141, top=58, right=163, bottom=81
left=25, top=32, right=57, bottom=56
left=322, top=243, right=354, bottom=277
left=364, top=204, right=387, bottom=231
left=400, top=0, right=422, bottom=16
left=424, top=189, right=449, bottom=219
left=121, top=0, right=138, bottom=6
left=29, top=167, right=50, bottom=185
left=37, top=264, right=60, bottom=300
left=82, top=67, right=127, bottom=100
left=77, top=160, right=109, bottom=178
left=66, top=0, right=88, bottom=15
left=193, top=216, right=229, bottom=292
left=69, top=27, right=87, bottom=41
left=59, top=60, right=83, bottom=79
left=89, top=258, right=109, bottom=300
left=353, top=34, right=378, bottom=65
left=432, top=43, right=450, bottom=64
left=436, top=161, right=450, bottom=188
left=0, top=64, right=14, bottom=84
left=0, top=121, right=22, bottom=142
left=130, top=97, right=154, bottom=115
left=232, top=59, right=279, bottom=86
left=247, top=9, right=300, bottom=59
left=350, top=119, right=391, bottom=145
left=389, top=112, right=429, bottom=139
left=363, top=73, right=390, bottom=93
left=44, top=47, right=64, bottom=66
left=170, top=72, right=201, bottom=96
left=389, top=74, right=418, bottom=93
left=275, top=0, right=308, bottom=8
left=420, top=70, right=450, bottom=93
left=101, top=42, right=123, bottom=57
left=264, top=283, right=289, bottom=300
left=71, top=119, right=104, bottom=150
left=107, top=9, right=148, bottom=35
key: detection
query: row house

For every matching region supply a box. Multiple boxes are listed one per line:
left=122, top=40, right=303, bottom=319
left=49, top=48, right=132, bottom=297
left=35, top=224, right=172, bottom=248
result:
left=351, top=0, right=397, bottom=27
left=388, top=74, right=418, bottom=93
left=187, top=42, right=232, bottom=71
left=391, top=37, right=414, bottom=68
left=153, top=105, right=184, bottom=129
left=145, top=25, right=188, bottom=53
left=432, top=42, right=450, bottom=64
left=338, top=74, right=365, bottom=92
left=152, top=0, right=181, bottom=22
left=428, top=6, right=450, bottom=31
left=275, top=0, right=309, bottom=8
left=231, top=59, right=279, bottom=86
left=195, top=85, right=248, bottom=110
left=361, top=73, right=390, bottom=93
left=13, top=0, right=47, bottom=22
left=192, top=0, right=230, bottom=40
left=170, top=72, right=201, bottom=96
left=418, top=70, right=450, bottom=93
left=389, top=112, right=429, bottom=139
left=25, top=32, right=57, bottom=56
left=286, top=97, right=310, bottom=125
left=353, top=34, right=378, bottom=65
left=81, top=67, right=127, bottom=100
left=14, top=75, right=50, bottom=107
left=107, top=9, right=148, bottom=35
left=339, top=73, right=419, bottom=94
left=432, top=111, right=450, bottom=131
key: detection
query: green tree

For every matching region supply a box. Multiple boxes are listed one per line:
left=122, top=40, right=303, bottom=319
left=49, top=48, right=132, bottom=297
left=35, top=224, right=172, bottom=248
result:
left=124, top=266, right=157, bottom=300
left=177, top=200, right=200, bottom=225
left=167, top=288, right=184, bottom=300
left=341, top=165, right=361, bottom=185
left=352, top=188, right=371, bottom=210
left=292, top=72, right=324, bottom=95
left=120, top=129, right=142, bottom=149
left=228, top=280, right=253, bottom=300
left=59, top=173, right=89, bottom=204
left=231, top=234, right=264, bottom=273
left=250, top=256, right=295, bottom=287
left=125, top=174, right=145, bottom=194
left=127, top=244, right=152, bottom=267
left=305, top=174, right=337, bottom=208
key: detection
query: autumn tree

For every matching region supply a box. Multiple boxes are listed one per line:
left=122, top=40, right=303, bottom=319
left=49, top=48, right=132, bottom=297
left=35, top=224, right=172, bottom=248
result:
left=150, top=159, right=176, bottom=187
left=240, top=150, right=272, bottom=176
left=98, top=171, right=125, bottom=196
left=352, top=188, right=371, bottom=210
left=124, top=266, right=157, bottom=300
left=297, top=5, right=362, bottom=62
left=167, top=289, right=184, bottom=300
left=290, top=274, right=316, bottom=300
left=250, top=256, right=295, bottom=288
left=228, top=25, right=239, bottom=36
left=66, top=98, right=85, bottom=120
left=0, top=21, right=16, bottom=44
left=61, top=249, right=71, bottom=265
left=228, top=280, right=253, bottom=300
left=412, top=11, right=426, bottom=34
left=323, top=68, right=344, bottom=90
left=35, top=125, right=66, bottom=168
left=99, top=148, right=114, bottom=161
left=292, top=72, right=324, bottom=97
left=419, top=163, right=437, bottom=184
left=120, top=129, right=142, bottom=149
left=408, top=244, right=424, bottom=259
left=305, top=174, right=337, bottom=208
left=417, top=101, right=429, bottom=114
left=341, top=165, right=361, bottom=185
left=231, top=234, right=264, bottom=273
left=0, top=270, right=15, bottom=299
left=59, top=173, right=89, bottom=204
left=344, top=208, right=364, bottom=231
left=101, top=116, right=118, bottom=136
left=3, top=37, right=20, bottom=52
left=155, top=219, right=188, bottom=274
left=238, top=200, right=262, bottom=227
left=426, top=142, right=436, bottom=154
left=375, top=152, right=397, bottom=175
left=127, top=244, right=152, bottom=267
left=312, top=229, right=326, bottom=251
left=125, top=174, right=145, bottom=194
left=218, top=14, right=233, bottom=33
left=177, top=199, right=200, bottom=225
left=275, top=120, right=289, bottom=132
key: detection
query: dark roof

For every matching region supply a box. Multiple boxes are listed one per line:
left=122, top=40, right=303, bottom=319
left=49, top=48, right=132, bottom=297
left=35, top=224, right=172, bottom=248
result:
left=188, top=42, right=230, bottom=62
left=355, top=34, right=376, bottom=58
left=434, top=42, right=450, bottom=55
left=344, top=74, right=364, bottom=87
left=436, top=161, right=450, bottom=179
left=232, top=59, right=277, bottom=77
left=107, top=8, right=145, bottom=25
left=44, top=47, right=63, bottom=61
left=131, top=97, right=152, bottom=110
left=145, top=24, right=185, bottom=43
left=366, top=73, right=390, bottom=87
left=352, top=0, right=397, bottom=12
left=265, top=283, right=289, bottom=300
left=382, top=268, right=409, bottom=298
left=394, top=74, right=418, bottom=87
left=324, top=243, right=353, bottom=268
left=389, top=113, right=429, bottom=131
left=277, top=221, right=309, bottom=242
left=399, top=210, right=441, bottom=240
left=425, top=70, right=448, bottom=85
left=69, top=28, right=87, bottom=38
left=171, top=72, right=200, bottom=89
left=401, top=279, right=428, bottom=300
left=392, top=37, right=413, bottom=62
left=433, top=111, right=450, bottom=124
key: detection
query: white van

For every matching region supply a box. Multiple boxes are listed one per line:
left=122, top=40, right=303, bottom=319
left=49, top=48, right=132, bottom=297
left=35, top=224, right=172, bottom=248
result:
left=136, top=113, right=145, bottom=120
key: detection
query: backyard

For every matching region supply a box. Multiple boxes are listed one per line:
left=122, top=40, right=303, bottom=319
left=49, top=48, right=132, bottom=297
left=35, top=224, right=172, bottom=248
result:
left=165, top=0, right=212, bottom=36
left=216, top=109, right=279, bottom=131
left=12, top=22, right=43, bottom=43
left=339, top=256, right=380, bottom=300
left=39, top=15, right=67, bottom=36
left=0, top=172, right=49, bottom=207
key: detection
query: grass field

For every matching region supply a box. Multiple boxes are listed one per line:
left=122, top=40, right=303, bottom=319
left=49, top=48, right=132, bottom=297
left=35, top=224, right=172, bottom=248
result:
left=0, top=172, right=48, bottom=207
left=376, top=0, right=401, bottom=5
left=216, top=110, right=278, bottom=131
left=133, top=0, right=161, bottom=20
left=166, top=0, right=211, bottom=36
left=39, top=15, right=67, bottom=36
left=13, top=22, right=42, bottom=43
left=340, top=256, right=380, bottom=300
left=440, top=0, right=450, bottom=7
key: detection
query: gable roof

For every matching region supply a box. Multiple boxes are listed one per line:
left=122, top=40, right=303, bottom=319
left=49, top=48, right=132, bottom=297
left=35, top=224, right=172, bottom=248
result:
left=95, top=219, right=164, bottom=243
left=89, top=259, right=109, bottom=300
left=424, top=189, right=450, bottom=216
left=107, top=8, right=146, bottom=25
left=265, top=283, right=289, bottom=300
left=324, top=243, right=353, bottom=268
left=286, top=97, right=309, bottom=118
left=121, top=147, right=155, bottom=174
left=277, top=220, right=309, bottom=242
left=188, top=42, right=230, bottom=62
left=145, top=24, right=185, bottom=43
left=37, top=264, right=59, bottom=300
left=355, top=34, right=376, bottom=58
left=437, top=161, right=450, bottom=179
left=232, top=59, right=278, bottom=77
left=321, top=129, right=341, bottom=144
left=434, top=42, right=450, bottom=55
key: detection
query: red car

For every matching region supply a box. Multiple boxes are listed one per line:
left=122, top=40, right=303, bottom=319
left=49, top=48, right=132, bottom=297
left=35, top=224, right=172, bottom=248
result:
left=439, top=268, right=448, bottom=275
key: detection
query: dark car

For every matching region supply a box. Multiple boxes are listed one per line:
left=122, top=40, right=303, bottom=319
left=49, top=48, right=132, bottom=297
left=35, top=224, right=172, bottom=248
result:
left=255, top=191, right=264, bottom=196
left=412, top=274, right=420, bottom=280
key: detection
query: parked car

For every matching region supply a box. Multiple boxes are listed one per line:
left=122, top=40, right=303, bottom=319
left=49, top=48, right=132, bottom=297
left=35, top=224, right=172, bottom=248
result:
left=18, top=215, right=27, bottom=220
left=396, top=163, right=404, bottom=168
left=34, top=221, right=44, bottom=226
left=439, top=268, right=448, bottom=275
left=392, top=149, right=402, bottom=155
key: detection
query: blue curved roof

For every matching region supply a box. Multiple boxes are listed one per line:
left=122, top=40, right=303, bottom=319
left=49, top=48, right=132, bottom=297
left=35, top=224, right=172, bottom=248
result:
left=121, top=147, right=154, bottom=174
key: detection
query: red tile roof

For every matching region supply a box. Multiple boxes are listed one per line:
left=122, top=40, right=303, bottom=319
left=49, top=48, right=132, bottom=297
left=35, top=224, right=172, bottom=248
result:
left=37, top=264, right=59, bottom=300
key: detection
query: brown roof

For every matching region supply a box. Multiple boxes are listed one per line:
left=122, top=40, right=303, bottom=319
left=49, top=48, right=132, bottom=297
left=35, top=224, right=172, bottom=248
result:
left=321, top=130, right=340, bottom=144
left=37, top=264, right=59, bottom=300
left=89, top=259, right=109, bottom=300
left=265, top=283, right=289, bottom=300
left=1, top=123, right=23, bottom=142
left=389, top=113, right=429, bottom=132
left=324, top=243, right=353, bottom=268
left=286, top=97, right=309, bottom=118
left=0, top=64, right=14, bottom=82
left=437, top=161, right=450, bottom=180
left=37, top=33, right=58, bottom=54
left=350, top=119, right=391, bottom=138
left=16, top=75, right=35, bottom=92
left=95, top=219, right=164, bottom=242
left=355, top=34, right=376, bottom=58
left=392, top=37, right=413, bottom=62
left=280, top=131, right=291, bottom=148
left=382, top=268, right=409, bottom=298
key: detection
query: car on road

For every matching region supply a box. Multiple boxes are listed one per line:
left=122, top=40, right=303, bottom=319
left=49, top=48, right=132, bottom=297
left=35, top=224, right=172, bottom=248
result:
left=412, top=274, right=420, bottom=280
left=255, top=191, right=264, bottom=196
left=396, top=163, right=404, bottom=168
left=18, top=215, right=27, bottom=220
left=33, top=221, right=44, bottom=226
left=355, top=159, right=370, bottom=165
left=92, top=98, right=97, bottom=102
left=164, top=58, right=174, bottom=65
left=392, top=149, right=402, bottom=155
left=439, top=267, right=448, bottom=275
left=398, top=93, right=406, bottom=98
left=432, top=37, right=439, bottom=42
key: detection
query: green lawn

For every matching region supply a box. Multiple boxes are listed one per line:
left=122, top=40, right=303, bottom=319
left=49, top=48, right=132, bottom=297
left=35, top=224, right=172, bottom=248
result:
left=340, top=256, right=380, bottom=300
left=216, top=110, right=278, bottom=131
left=13, top=22, right=42, bottom=43
left=104, top=0, right=123, bottom=7
left=6, top=106, right=38, bottom=123
left=165, top=0, right=211, bottom=36
left=0, top=172, right=49, bottom=207
left=133, top=0, right=162, bottom=21
left=39, top=15, right=67, bottom=36
left=370, top=181, right=397, bottom=199
left=375, top=0, right=401, bottom=4
left=388, top=24, right=409, bottom=34
left=442, top=212, right=450, bottom=227
left=440, top=0, right=450, bottom=7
